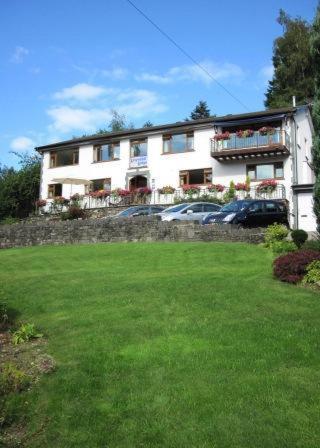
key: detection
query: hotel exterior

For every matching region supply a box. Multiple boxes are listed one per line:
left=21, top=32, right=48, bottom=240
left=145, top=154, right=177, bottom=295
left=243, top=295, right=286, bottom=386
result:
left=36, top=105, right=316, bottom=231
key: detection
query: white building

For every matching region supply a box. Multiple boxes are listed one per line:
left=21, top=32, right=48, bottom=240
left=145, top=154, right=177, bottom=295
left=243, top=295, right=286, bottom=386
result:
left=36, top=105, right=316, bottom=231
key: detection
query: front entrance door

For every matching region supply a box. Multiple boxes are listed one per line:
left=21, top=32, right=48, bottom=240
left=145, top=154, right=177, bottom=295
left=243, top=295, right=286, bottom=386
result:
left=129, top=175, right=147, bottom=191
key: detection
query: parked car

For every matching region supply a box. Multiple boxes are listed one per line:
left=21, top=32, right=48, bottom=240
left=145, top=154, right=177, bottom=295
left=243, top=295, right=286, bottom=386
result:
left=113, top=205, right=165, bottom=218
left=202, top=199, right=289, bottom=227
left=158, top=202, right=222, bottom=223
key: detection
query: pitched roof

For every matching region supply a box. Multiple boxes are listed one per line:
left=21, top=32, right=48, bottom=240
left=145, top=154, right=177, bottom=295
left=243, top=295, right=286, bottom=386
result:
left=35, top=106, right=298, bottom=152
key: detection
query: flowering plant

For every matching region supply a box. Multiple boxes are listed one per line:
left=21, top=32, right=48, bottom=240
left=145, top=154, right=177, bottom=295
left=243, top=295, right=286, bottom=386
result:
left=70, top=193, right=83, bottom=201
left=207, top=184, right=225, bottom=193
left=36, top=199, right=47, bottom=208
left=134, top=187, right=152, bottom=195
left=158, top=185, right=175, bottom=194
left=182, top=184, right=201, bottom=195
left=257, top=179, right=277, bottom=192
left=235, top=182, right=250, bottom=191
left=89, top=189, right=111, bottom=199
left=114, top=188, right=131, bottom=197
left=213, top=131, right=230, bottom=141
left=53, top=196, right=69, bottom=206
left=258, top=126, right=276, bottom=136
left=236, top=129, right=254, bottom=138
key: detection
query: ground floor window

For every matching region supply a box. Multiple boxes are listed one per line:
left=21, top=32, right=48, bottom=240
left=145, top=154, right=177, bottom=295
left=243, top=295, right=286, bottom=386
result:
left=48, top=183, right=62, bottom=198
left=90, top=178, right=111, bottom=192
left=179, top=168, right=212, bottom=186
left=247, top=162, right=284, bottom=181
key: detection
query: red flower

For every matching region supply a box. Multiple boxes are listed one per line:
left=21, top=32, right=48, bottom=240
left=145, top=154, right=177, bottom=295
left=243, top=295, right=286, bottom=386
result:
left=36, top=199, right=47, bottom=207
left=235, top=182, right=249, bottom=191
left=89, top=189, right=111, bottom=198
left=182, top=184, right=201, bottom=193
left=213, top=132, right=230, bottom=141
left=257, top=180, right=277, bottom=191
left=208, top=184, right=225, bottom=193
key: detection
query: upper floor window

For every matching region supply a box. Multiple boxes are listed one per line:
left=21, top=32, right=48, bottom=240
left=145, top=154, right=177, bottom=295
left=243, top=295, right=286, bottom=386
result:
left=93, top=143, right=120, bottom=163
left=90, top=178, right=111, bottom=192
left=49, top=148, right=79, bottom=168
left=247, top=162, right=284, bottom=181
left=179, top=168, right=212, bottom=186
left=130, top=139, right=147, bottom=157
left=163, top=132, right=194, bottom=154
left=48, top=183, right=62, bottom=198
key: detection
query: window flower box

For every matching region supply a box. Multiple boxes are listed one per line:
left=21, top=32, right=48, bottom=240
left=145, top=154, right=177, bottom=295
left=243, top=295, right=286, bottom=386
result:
left=235, top=182, right=250, bottom=191
left=258, top=126, right=276, bottom=136
left=158, top=186, right=176, bottom=194
left=213, top=132, right=230, bottom=141
left=182, top=185, right=201, bottom=196
left=257, top=179, right=278, bottom=192
left=236, top=129, right=254, bottom=138
left=207, top=184, right=225, bottom=193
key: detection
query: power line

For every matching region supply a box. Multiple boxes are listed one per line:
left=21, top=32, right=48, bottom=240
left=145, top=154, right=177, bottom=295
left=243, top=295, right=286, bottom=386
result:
left=125, top=0, right=250, bottom=112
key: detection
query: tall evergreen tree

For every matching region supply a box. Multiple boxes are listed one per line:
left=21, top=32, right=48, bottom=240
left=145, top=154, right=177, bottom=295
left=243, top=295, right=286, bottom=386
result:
left=310, top=6, right=320, bottom=232
left=265, top=9, right=315, bottom=108
left=189, top=101, right=211, bottom=120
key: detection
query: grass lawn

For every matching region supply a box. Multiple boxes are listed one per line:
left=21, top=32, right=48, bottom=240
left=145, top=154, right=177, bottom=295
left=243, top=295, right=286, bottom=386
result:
left=0, top=242, right=320, bottom=447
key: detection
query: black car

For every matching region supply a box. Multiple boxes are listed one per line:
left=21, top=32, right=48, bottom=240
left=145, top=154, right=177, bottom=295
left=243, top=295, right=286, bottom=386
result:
left=202, top=199, right=289, bottom=227
left=113, top=205, right=165, bottom=218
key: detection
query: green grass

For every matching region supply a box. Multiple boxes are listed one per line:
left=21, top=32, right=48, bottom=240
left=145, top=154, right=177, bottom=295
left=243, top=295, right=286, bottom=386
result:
left=1, top=242, right=320, bottom=447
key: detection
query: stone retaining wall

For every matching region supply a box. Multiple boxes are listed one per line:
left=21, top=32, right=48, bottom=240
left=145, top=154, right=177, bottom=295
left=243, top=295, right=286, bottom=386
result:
left=0, top=217, right=265, bottom=249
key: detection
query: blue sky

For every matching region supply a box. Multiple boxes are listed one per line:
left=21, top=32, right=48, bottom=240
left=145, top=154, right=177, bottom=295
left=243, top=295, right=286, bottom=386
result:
left=0, top=0, right=317, bottom=167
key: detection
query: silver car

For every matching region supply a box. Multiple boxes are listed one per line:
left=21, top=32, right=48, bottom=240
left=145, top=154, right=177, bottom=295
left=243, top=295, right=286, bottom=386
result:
left=158, top=202, right=221, bottom=223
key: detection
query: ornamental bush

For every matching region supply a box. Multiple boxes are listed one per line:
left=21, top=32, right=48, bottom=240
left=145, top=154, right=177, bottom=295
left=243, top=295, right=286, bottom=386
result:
left=291, top=229, right=308, bottom=248
left=270, top=241, right=297, bottom=255
left=273, top=250, right=320, bottom=284
left=264, top=223, right=289, bottom=247
left=302, top=260, right=320, bottom=285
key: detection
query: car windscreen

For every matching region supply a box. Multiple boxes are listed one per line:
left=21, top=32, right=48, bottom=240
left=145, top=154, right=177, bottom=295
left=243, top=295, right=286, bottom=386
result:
left=118, top=207, right=144, bottom=217
left=220, top=201, right=252, bottom=213
left=162, top=204, right=188, bottom=213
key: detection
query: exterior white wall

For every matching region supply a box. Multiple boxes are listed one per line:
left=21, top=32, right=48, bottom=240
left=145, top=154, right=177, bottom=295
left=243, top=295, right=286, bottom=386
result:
left=39, top=107, right=316, bottom=231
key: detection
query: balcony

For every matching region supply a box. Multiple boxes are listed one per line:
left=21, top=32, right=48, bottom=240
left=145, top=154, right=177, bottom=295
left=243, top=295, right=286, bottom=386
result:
left=211, top=129, right=290, bottom=162
left=129, top=155, right=148, bottom=168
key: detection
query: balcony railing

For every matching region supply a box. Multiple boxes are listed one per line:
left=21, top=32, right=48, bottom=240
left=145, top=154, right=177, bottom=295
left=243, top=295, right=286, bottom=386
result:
left=211, top=129, right=290, bottom=153
left=129, top=155, right=148, bottom=168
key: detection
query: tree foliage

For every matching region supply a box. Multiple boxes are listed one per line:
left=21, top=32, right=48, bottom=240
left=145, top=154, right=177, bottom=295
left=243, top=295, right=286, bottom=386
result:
left=265, top=9, right=315, bottom=108
left=189, top=100, right=211, bottom=120
left=0, top=152, right=41, bottom=221
left=310, top=6, right=320, bottom=232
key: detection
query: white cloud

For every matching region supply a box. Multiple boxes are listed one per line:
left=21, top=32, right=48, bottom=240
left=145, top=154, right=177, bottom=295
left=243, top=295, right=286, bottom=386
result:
left=10, top=136, right=35, bottom=151
left=11, top=46, right=29, bottom=64
left=47, top=106, right=112, bottom=133
left=101, top=67, right=128, bottom=80
left=46, top=87, right=167, bottom=134
left=117, top=89, right=167, bottom=118
left=53, top=83, right=111, bottom=101
left=136, top=60, right=245, bottom=86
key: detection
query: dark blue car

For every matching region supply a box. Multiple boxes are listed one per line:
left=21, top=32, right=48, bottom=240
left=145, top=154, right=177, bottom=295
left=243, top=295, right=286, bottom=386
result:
left=202, top=199, right=289, bottom=227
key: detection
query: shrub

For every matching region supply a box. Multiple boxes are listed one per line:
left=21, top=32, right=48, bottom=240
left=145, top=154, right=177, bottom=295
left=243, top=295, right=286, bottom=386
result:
left=0, top=363, right=30, bottom=394
left=273, top=250, right=320, bottom=284
left=61, top=206, right=86, bottom=221
left=0, top=216, right=19, bottom=225
left=12, top=323, right=43, bottom=345
left=264, top=223, right=289, bottom=247
left=291, top=229, right=308, bottom=248
left=303, top=239, right=320, bottom=251
left=302, top=260, right=320, bottom=285
left=271, top=241, right=297, bottom=255
left=0, top=301, right=8, bottom=330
